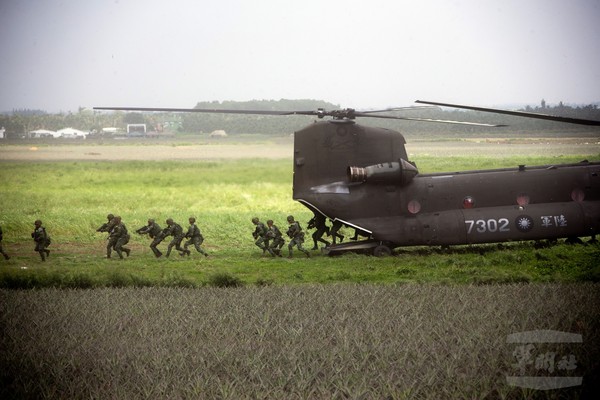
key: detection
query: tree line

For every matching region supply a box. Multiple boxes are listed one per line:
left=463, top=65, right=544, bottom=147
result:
left=1, top=99, right=599, bottom=138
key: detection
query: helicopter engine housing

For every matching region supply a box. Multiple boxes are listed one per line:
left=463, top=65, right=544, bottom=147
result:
left=347, top=159, right=418, bottom=186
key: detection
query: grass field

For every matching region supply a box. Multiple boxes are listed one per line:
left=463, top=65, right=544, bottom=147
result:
left=0, top=151, right=599, bottom=287
left=1, top=139, right=599, bottom=398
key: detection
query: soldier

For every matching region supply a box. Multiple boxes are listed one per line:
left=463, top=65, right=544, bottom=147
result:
left=31, top=220, right=51, bottom=261
left=136, top=218, right=164, bottom=258
left=96, top=213, right=116, bottom=233
left=98, top=214, right=118, bottom=258
left=329, top=219, right=345, bottom=245
left=252, top=217, right=274, bottom=256
left=351, top=228, right=371, bottom=241
left=307, top=213, right=331, bottom=250
left=0, top=225, right=11, bottom=260
left=286, top=215, right=310, bottom=258
left=266, top=219, right=284, bottom=257
left=109, top=216, right=130, bottom=259
left=162, top=218, right=186, bottom=257
left=183, top=217, right=208, bottom=257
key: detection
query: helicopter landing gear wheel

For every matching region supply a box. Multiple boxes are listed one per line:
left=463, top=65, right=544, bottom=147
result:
left=373, top=244, right=392, bottom=257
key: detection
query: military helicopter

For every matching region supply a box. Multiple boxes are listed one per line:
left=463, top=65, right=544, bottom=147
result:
left=94, top=101, right=600, bottom=256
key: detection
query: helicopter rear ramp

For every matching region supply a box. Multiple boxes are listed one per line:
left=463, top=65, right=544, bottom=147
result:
left=322, top=239, right=392, bottom=256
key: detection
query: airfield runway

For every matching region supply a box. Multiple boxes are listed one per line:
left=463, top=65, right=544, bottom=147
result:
left=0, top=137, right=598, bottom=161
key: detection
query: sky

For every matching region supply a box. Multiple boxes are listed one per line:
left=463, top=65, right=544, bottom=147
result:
left=1, top=0, right=599, bottom=113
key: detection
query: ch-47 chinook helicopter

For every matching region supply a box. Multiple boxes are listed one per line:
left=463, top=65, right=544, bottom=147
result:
left=94, top=100, right=600, bottom=256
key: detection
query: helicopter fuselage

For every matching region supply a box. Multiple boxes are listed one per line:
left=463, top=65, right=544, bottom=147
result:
left=292, top=120, right=600, bottom=250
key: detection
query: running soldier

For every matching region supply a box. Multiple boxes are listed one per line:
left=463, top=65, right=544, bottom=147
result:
left=96, top=213, right=116, bottom=233
left=266, top=219, right=284, bottom=257
left=286, top=215, right=310, bottom=258
left=136, top=219, right=164, bottom=258
left=252, top=217, right=274, bottom=256
left=98, top=214, right=118, bottom=258
left=183, top=217, right=208, bottom=257
left=0, top=225, right=11, bottom=260
left=163, top=218, right=186, bottom=257
left=307, top=213, right=331, bottom=250
left=31, top=220, right=51, bottom=261
left=109, top=216, right=130, bottom=259
left=329, top=219, right=345, bottom=245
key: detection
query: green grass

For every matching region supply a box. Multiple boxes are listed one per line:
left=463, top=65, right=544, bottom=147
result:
left=1, top=151, right=599, bottom=398
left=1, top=155, right=599, bottom=288
left=2, top=284, right=599, bottom=398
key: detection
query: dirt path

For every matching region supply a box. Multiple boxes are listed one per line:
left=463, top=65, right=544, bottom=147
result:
left=0, top=139, right=598, bottom=161
left=0, top=143, right=293, bottom=161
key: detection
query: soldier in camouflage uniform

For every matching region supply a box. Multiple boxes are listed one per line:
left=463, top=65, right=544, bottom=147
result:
left=286, top=215, right=310, bottom=258
left=1, top=225, right=11, bottom=260
left=252, top=217, right=274, bottom=256
left=31, top=219, right=51, bottom=261
left=183, top=217, right=208, bottom=257
left=109, top=216, right=131, bottom=259
left=96, top=213, right=116, bottom=233
left=163, top=218, right=186, bottom=257
left=136, top=219, right=164, bottom=258
left=307, top=213, right=331, bottom=250
left=266, top=219, right=284, bottom=257
left=329, top=219, right=345, bottom=245
left=98, top=214, right=118, bottom=258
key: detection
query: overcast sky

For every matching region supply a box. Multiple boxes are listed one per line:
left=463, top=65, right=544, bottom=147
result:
left=1, top=0, right=599, bottom=113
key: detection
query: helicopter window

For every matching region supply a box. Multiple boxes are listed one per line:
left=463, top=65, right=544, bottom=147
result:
left=516, top=194, right=530, bottom=206
left=571, top=189, right=585, bottom=202
left=407, top=200, right=421, bottom=214
left=463, top=196, right=475, bottom=209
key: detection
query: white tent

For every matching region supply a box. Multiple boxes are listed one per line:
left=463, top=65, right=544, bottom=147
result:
left=29, top=129, right=58, bottom=138
left=56, top=127, right=88, bottom=138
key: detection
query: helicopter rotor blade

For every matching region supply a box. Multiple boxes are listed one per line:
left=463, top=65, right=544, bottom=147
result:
left=94, top=105, right=503, bottom=126
left=93, top=106, right=317, bottom=117
left=352, top=112, right=506, bottom=127
left=416, top=100, right=600, bottom=126
left=355, top=105, right=438, bottom=114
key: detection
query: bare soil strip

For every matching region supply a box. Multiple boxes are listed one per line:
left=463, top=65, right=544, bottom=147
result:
left=0, top=139, right=598, bottom=161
